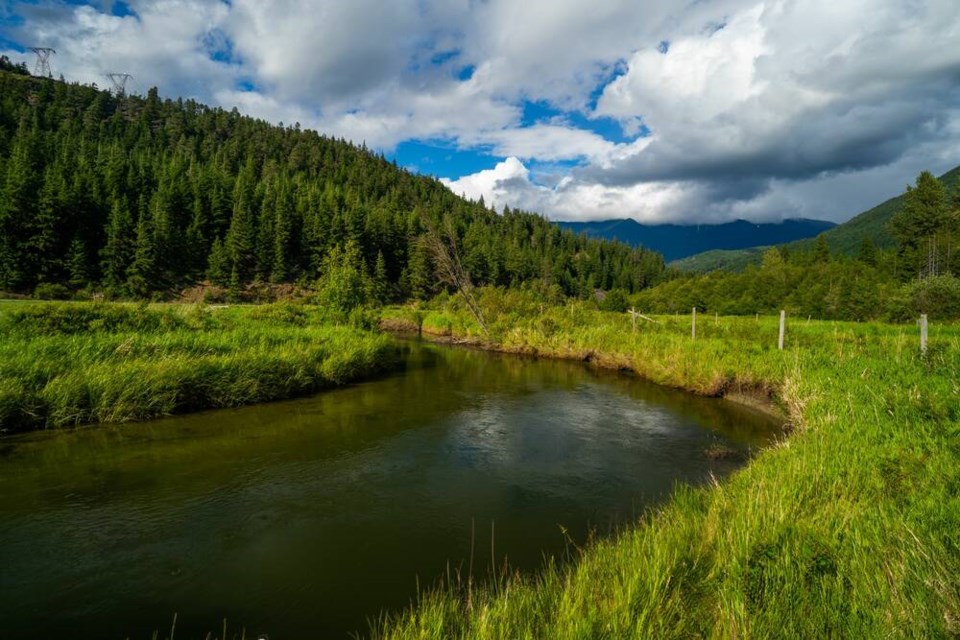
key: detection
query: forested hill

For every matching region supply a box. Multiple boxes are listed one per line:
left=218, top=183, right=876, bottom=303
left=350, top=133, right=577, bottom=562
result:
left=675, top=164, right=960, bottom=272
left=558, top=218, right=835, bottom=261
left=0, top=67, right=664, bottom=299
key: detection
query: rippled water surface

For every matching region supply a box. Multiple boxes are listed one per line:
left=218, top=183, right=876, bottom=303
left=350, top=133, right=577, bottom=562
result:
left=0, top=341, right=778, bottom=639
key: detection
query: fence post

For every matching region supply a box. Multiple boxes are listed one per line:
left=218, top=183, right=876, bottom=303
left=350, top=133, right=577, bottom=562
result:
left=628, top=307, right=637, bottom=332
left=778, top=310, right=786, bottom=350
left=920, top=314, right=928, bottom=355
left=692, top=307, right=697, bottom=340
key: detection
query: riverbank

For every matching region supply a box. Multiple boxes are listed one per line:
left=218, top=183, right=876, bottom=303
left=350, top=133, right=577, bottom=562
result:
left=377, top=292, right=960, bottom=638
left=0, top=302, right=400, bottom=433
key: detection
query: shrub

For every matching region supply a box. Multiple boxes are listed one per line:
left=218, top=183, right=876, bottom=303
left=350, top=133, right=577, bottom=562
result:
left=904, top=275, right=960, bottom=319
left=33, top=283, right=72, bottom=300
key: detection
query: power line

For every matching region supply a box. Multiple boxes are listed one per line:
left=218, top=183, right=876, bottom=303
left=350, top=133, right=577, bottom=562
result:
left=106, top=72, right=133, bottom=96
left=29, top=47, right=56, bottom=77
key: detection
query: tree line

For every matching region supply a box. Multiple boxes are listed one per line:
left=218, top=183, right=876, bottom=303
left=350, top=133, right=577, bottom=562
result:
left=0, top=69, right=665, bottom=302
left=633, top=171, right=960, bottom=320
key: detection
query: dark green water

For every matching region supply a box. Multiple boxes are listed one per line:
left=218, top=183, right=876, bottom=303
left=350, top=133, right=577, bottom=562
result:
left=0, top=341, right=777, bottom=639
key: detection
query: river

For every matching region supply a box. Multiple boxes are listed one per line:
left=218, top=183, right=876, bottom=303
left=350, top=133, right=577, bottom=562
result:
left=0, top=340, right=777, bottom=639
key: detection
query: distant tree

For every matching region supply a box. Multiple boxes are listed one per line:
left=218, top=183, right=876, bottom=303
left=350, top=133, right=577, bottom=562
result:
left=66, top=236, right=90, bottom=288
left=600, top=289, right=628, bottom=313
left=814, top=234, right=831, bottom=263
left=316, top=240, right=372, bottom=314
left=891, top=171, right=949, bottom=278
left=858, top=236, right=878, bottom=266
left=206, top=237, right=230, bottom=287
left=372, top=250, right=390, bottom=304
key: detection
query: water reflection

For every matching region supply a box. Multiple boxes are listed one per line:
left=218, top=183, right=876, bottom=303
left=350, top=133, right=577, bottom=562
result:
left=0, top=341, right=778, bottom=639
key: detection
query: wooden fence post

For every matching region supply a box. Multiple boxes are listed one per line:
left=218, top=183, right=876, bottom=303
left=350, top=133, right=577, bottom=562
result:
left=778, top=310, right=786, bottom=350
left=920, top=314, right=928, bottom=355
left=692, top=307, right=697, bottom=340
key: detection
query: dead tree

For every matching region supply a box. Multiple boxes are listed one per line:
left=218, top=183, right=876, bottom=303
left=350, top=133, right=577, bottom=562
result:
left=420, top=214, right=489, bottom=335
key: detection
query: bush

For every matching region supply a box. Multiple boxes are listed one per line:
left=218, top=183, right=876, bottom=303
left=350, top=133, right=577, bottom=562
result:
left=903, top=275, right=960, bottom=319
left=600, top=289, right=629, bottom=313
left=33, top=283, right=72, bottom=300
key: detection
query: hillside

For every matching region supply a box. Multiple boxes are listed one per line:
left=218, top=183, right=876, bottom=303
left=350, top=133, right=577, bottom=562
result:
left=558, top=218, right=834, bottom=262
left=675, top=164, right=960, bottom=272
left=0, top=69, right=664, bottom=299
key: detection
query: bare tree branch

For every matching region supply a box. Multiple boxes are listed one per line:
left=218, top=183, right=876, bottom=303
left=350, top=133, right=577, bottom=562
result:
left=420, top=214, right=489, bottom=335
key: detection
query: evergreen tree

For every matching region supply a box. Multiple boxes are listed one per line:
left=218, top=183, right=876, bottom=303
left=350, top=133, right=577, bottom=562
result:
left=66, top=235, right=90, bottom=288
left=127, top=207, right=159, bottom=297
left=891, top=171, right=950, bottom=278
left=101, top=198, right=136, bottom=289
left=207, top=236, right=230, bottom=287
left=857, top=236, right=877, bottom=266
left=372, top=250, right=389, bottom=304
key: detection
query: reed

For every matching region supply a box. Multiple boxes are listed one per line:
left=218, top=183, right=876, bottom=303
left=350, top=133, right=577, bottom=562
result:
left=0, top=302, right=400, bottom=433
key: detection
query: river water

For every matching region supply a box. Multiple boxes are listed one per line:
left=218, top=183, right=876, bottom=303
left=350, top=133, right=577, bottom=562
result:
left=0, top=341, right=777, bottom=639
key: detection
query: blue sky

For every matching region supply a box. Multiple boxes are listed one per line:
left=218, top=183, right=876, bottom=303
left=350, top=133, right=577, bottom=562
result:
left=3, top=0, right=960, bottom=224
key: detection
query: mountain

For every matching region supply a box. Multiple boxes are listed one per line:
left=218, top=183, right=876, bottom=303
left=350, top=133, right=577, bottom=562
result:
left=557, top=218, right=835, bottom=262
left=674, top=164, right=960, bottom=272
left=0, top=67, right=664, bottom=298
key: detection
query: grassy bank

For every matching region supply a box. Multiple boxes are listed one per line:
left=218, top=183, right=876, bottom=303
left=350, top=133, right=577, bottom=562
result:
left=378, top=290, right=960, bottom=638
left=0, top=302, right=400, bottom=433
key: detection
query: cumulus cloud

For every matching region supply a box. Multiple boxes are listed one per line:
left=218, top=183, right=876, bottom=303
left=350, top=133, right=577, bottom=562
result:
left=3, top=0, right=960, bottom=223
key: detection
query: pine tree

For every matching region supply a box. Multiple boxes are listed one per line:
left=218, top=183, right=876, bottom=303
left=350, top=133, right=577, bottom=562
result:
left=372, top=250, right=389, bottom=303
left=66, top=236, right=90, bottom=288
left=858, top=236, right=877, bottom=266
left=101, top=198, right=136, bottom=288
left=271, top=183, right=293, bottom=282
left=127, top=208, right=158, bottom=296
left=407, top=240, right=432, bottom=300
left=814, top=234, right=830, bottom=263
left=207, top=236, right=230, bottom=287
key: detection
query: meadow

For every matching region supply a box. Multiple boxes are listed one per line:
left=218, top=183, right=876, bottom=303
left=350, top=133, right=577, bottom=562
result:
left=0, top=301, right=399, bottom=433
left=377, top=288, right=960, bottom=638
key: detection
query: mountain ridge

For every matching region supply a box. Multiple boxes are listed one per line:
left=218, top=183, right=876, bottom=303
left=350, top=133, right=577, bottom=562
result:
left=557, top=218, right=835, bottom=262
left=673, top=163, right=960, bottom=272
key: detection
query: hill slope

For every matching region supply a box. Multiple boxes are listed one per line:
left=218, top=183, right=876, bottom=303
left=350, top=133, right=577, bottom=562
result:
left=0, top=69, right=664, bottom=298
left=675, top=164, right=960, bottom=272
left=558, top=218, right=834, bottom=262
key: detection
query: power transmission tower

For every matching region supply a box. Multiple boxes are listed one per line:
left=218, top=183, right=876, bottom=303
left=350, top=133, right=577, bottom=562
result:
left=29, top=47, right=56, bottom=77
left=106, top=72, right=133, bottom=96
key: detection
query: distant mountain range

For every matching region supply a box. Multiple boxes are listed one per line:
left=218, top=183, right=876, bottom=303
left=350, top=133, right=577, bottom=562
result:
left=672, top=163, right=960, bottom=272
left=557, top=218, right=836, bottom=262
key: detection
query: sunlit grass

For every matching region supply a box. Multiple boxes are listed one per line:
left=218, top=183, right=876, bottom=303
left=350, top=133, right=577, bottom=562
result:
left=376, top=289, right=960, bottom=638
left=0, top=302, right=400, bottom=433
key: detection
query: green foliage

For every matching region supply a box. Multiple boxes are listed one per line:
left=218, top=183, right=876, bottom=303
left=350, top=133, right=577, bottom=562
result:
left=891, top=170, right=949, bottom=248
left=903, top=274, right=960, bottom=319
left=316, top=240, right=374, bottom=314
left=32, top=282, right=71, bottom=300
left=0, top=70, right=663, bottom=299
left=599, top=288, right=628, bottom=312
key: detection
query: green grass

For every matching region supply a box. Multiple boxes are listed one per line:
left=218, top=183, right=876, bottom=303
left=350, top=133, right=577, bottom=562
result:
left=0, top=301, right=401, bottom=433
left=377, top=290, right=960, bottom=638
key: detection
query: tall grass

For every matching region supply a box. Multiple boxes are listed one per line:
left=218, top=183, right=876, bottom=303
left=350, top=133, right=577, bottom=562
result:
left=376, top=290, right=960, bottom=638
left=0, top=302, right=400, bottom=433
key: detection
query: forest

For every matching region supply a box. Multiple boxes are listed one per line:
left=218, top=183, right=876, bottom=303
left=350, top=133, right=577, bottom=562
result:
left=630, top=170, right=960, bottom=321
left=1, top=62, right=959, bottom=321
left=0, top=64, right=663, bottom=303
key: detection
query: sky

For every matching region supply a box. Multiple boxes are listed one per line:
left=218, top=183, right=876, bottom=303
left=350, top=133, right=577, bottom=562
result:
left=2, top=0, right=960, bottom=225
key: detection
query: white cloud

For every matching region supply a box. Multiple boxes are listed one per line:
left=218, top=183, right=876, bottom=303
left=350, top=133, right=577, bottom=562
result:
left=5, top=0, right=960, bottom=224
